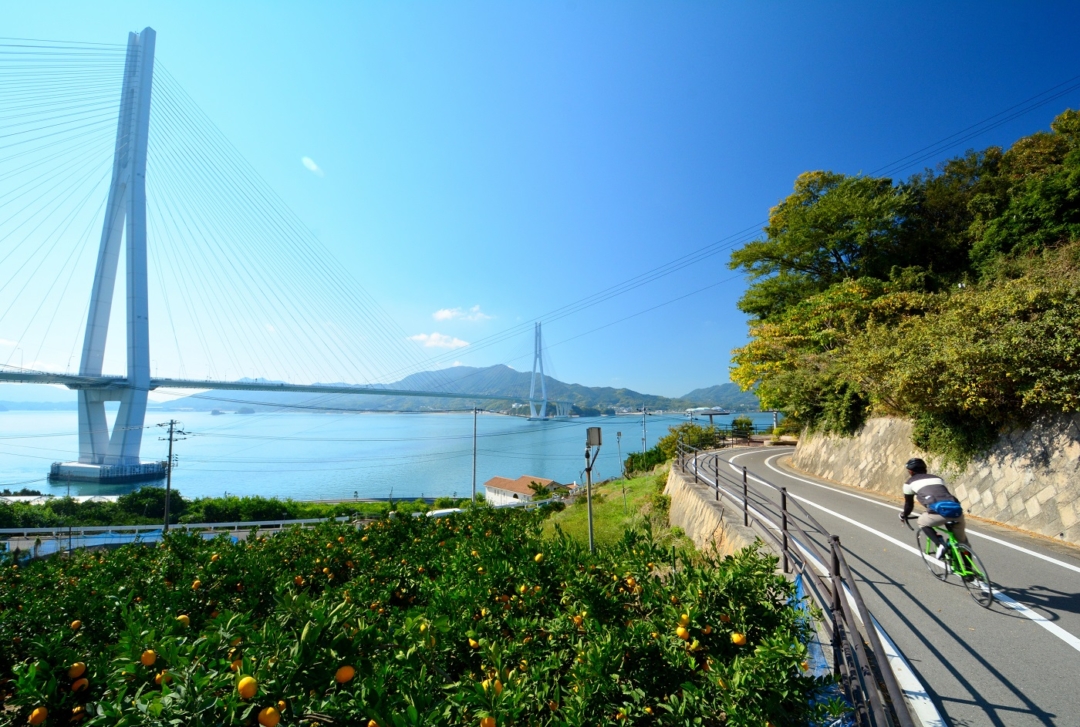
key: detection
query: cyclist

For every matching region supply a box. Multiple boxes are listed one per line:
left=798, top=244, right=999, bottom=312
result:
left=899, top=457, right=967, bottom=559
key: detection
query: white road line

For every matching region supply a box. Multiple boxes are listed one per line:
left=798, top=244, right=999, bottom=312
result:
left=869, top=613, right=947, bottom=727
left=720, top=452, right=1080, bottom=655
left=690, top=460, right=944, bottom=727
left=748, top=451, right=1080, bottom=576
left=788, top=533, right=945, bottom=727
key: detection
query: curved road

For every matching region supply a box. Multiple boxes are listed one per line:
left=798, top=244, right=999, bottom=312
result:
left=700, top=448, right=1080, bottom=727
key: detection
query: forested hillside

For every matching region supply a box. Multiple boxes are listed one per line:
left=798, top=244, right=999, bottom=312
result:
left=162, top=365, right=760, bottom=414
left=730, top=109, right=1080, bottom=463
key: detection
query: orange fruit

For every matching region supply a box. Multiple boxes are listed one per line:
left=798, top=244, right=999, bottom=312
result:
left=28, top=707, right=47, bottom=725
left=71, top=677, right=89, bottom=692
left=141, top=650, right=157, bottom=667
left=277, top=700, right=286, bottom=711
left=70, top=620, right=82, bottom=631
left=155, top=670, right=172, bottom=685
left=338, top=536, right=345, bottom=543
left=367, top=721, right=378, bottom=727
left=534, top=553, right=544, bottom=563
left=211, top=553, right=220, bottom=562
left=238, top=676, right=258, bottom=700
left=731, top=632, right=746, bottom=646
left=70, top=705, right=87, bottom=721
left=294, top=576, right=304, bottom=586
left=257, top=706, right=281, bottom=727
left=702, top=625, right=713, bottom=635
left=68, top=662, right=86, bottom=679
left=230, top=660, right=242, bottom=672
left=676, top=627, right=689, bottom=640
left=480, top=718, right=496, bottom=727
left=191, top=580, right=201, bottom=590
left=176, top=614, right=190, bottom=627
left=469, top=638, right=479, bottom=649
left=335, top=665, right=355, bottom=684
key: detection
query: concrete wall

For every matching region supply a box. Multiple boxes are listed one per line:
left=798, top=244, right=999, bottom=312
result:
left=483, top=488, right=533, bottom=508
left=792, top=415, right=1080, bottom=545
left=664, top=467, right=757, bottom=557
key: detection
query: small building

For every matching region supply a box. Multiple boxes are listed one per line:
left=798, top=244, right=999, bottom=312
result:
left=483, top=475, right=563, bottom=507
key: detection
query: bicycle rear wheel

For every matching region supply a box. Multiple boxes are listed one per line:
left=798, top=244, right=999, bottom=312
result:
left=956, top=544, right=993, bottom=608
left=917, top=530, right=948, bottom=580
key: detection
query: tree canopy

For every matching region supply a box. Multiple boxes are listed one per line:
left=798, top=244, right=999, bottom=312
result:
left=729, top=109, right=1080, bottom=464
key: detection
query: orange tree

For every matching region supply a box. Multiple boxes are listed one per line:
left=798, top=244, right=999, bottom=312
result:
left=0, top=509, right=823, bottom=726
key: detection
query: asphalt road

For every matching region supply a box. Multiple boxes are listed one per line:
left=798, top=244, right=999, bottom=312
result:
left=694, top=447, right=1080, bottom=727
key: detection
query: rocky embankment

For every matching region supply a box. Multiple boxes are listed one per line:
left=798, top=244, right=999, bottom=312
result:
left=792, top=416, right=1080, bottom=546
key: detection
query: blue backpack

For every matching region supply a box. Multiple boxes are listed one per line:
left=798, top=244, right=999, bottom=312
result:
left=929, top=500, right=963, bottom=519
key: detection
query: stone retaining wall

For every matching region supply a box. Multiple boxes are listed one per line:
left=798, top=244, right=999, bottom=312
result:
left=664, top=466, right=757, bottom=557
left=792, top=415, right=1080, bottom=545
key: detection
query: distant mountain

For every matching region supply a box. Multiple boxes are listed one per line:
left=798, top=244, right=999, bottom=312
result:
left=0, top=383, right=76, bottom=410
left=681, top=383, right=759, bottom=412
left=158, top=366, right=760, bottom=414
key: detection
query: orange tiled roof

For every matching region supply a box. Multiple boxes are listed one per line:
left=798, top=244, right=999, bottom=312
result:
left=483, top=475, right=560, bottom=496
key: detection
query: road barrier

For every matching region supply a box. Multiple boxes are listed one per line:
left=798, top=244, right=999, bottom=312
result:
left=676, top=441, right=918, bottom=727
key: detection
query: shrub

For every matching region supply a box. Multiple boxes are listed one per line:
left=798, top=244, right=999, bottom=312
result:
left=0, top=510, right=821, bottom=725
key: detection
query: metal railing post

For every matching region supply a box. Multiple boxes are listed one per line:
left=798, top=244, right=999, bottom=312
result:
left=829, top=535, right=842, bottom=677
left=780, top=487, right=789, bottom=574
left=742, top=466, right=749, bottom=526
left=693, top=448, right=698, bottom=483
left=713, top=455, right=719, bottom=501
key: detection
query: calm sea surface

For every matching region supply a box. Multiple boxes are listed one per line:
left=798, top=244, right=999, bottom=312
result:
left=0, top=410, right=779, bottom=500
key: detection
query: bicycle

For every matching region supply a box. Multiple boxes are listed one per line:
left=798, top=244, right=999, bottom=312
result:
left=903, top=515, right=994, bottom=607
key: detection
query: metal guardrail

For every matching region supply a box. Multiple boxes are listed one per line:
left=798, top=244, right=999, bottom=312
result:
left=675, top=441, right=916, bottom=727
left=0, top=516, right=353, bottom=539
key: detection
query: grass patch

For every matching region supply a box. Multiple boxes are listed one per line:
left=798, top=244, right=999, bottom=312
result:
left=543, top=467, right=691, bottom=553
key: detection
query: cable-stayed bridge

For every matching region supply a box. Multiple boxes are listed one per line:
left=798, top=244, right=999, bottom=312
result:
left=0, top=28, right=566, bottom=483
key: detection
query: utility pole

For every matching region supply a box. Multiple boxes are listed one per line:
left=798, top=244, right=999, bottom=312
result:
left=616, top=432, right=626, bottom=514
left=471, top=407, right=478, bottom=502
left=584, top=427, right=602, bottom=553
left=157, top=420, right=187, bottom=534
left=641, top=406, right=647, bottom=453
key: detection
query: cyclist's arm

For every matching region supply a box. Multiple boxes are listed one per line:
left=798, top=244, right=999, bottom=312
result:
left=900, top=493, right=915, bottom=519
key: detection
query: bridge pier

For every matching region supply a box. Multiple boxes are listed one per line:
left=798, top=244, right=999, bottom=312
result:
left=51, top=27, right=164, bottom=485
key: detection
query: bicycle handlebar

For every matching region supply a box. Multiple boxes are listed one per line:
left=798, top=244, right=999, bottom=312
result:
left=900, top=513, right=916, bottom=531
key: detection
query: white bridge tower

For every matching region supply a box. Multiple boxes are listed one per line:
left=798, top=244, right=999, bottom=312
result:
left=53, top=28, right=164, bottom=483
left=527, top=322, right=567, bottom=420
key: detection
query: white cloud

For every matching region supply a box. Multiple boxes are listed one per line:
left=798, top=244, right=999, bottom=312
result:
left=301, top=156, right=324, bottom=177
left=265, top=324, right=276, bottom=334
left=432, top=305, right=492, bottom=322
left=409, top=332, right=469, bottom=349
left=0, top=338, right=17, bottom=347
left=452, top=361, right=464, bottom=367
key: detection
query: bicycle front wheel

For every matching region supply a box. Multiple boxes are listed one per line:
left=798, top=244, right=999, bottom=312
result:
left=956, top=544, right=993, bottom=608
left=917, top=530, right=948, bottom=580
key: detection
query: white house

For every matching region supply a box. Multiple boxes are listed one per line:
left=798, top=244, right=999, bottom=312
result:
left=483, top=475, right=562, bottom=507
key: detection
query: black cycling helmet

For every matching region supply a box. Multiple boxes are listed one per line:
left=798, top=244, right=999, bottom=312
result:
left=905, top=457, right=927, bottom=474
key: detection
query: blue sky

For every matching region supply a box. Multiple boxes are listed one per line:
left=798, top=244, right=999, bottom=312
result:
left=3, top=2, right=1080, bottom=397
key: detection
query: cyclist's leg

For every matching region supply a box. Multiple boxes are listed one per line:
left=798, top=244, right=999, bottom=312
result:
left=917, top=511, right=947, bottom=546
left=951, top=515, right=969, bottom=544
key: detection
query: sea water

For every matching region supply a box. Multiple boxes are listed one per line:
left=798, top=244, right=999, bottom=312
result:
left=0, top=410, right=779, bottom=500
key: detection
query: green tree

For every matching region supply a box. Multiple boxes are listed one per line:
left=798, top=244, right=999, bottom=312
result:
left=118, top=486, right=187, bottom=520
left=729, top=171, right=910, bottom=320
